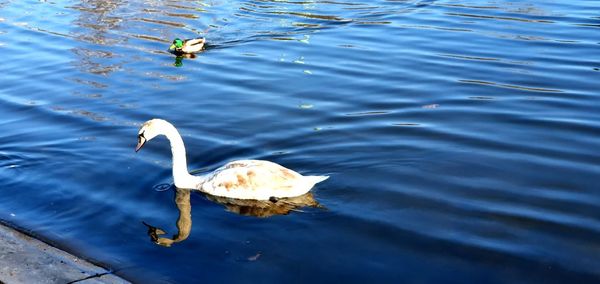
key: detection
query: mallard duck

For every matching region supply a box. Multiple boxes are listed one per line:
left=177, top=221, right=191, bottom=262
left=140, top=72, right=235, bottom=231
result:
left=135, top=119, right=329, bottom=200
left=169, top=37, right=205, bottom=54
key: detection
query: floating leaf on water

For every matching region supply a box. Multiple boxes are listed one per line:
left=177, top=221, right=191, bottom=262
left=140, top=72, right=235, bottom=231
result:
left=299, top=104, right=313, bottom=109
left=247, top=252, right=261, bottom=261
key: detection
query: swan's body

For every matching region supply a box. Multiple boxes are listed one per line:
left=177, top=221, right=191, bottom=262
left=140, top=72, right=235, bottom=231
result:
left=135, top=119, right=328, bottom=200
left=169, top=37, right=205, bottom=54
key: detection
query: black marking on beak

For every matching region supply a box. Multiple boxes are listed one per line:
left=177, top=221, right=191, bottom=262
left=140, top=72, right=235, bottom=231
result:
left=135, top=133, right=146, bottom=153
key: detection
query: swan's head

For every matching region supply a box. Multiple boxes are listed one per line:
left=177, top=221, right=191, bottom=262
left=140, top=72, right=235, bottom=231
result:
left=136, top=119, right=171, bottom=152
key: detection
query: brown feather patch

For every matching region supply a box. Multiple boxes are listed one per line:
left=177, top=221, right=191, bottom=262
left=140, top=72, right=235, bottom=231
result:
left=236, top=174, right=248, bottom=187
left=280, top=168, right=296, bottom=179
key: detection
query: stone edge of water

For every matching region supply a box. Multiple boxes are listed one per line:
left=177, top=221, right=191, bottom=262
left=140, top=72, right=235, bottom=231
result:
left=0, top=222, right=130, bottom=284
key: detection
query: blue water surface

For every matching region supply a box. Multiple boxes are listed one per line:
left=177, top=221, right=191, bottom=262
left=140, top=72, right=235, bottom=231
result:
left=0, top=0, right=599, bottom=282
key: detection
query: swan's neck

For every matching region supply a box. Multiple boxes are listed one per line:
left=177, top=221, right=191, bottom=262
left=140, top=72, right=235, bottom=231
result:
left=162, top=124, right=203, bottom=189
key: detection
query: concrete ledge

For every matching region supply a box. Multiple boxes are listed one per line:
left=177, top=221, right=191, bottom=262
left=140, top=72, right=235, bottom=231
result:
left=0, top=223, right=129, bottom=284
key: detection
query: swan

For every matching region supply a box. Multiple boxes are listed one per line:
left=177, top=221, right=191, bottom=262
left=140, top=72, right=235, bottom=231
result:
left=135, top=119, right=328, bottom=200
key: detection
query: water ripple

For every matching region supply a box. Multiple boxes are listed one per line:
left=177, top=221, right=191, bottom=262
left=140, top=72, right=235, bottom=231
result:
left=0, top=0, right=599, bottom=282
left=459, top=79, right=564, bottom=93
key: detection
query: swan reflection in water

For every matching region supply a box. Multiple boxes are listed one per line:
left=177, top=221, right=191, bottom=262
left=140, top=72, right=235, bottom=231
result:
left=143, top=187, right=322, bottom=247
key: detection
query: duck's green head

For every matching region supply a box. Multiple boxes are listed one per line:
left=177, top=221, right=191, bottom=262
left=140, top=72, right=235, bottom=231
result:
left=170, top=38, right=184, bottom=50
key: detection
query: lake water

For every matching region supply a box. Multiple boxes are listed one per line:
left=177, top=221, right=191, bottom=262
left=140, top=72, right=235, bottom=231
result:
left=0, top=0, right=599, bottom=282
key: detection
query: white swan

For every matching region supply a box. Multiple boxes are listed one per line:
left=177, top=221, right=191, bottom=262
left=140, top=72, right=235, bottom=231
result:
left=135, top=119, right=329, bottom=200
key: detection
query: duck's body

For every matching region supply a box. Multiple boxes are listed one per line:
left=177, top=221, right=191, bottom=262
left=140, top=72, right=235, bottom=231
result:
left=169, top=38, right=205, bottom=54
left=135, top=119, right=328, bottom=200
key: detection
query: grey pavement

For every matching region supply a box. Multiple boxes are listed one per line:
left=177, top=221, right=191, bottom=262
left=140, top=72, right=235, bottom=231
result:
left=0, top=223, right=129, bottom=284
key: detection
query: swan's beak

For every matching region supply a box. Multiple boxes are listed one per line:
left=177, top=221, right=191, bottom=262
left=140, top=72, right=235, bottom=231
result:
left=135, top=137, right=146, bottom=152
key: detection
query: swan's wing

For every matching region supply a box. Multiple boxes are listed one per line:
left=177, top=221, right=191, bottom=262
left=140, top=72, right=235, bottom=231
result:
left=200, top=160, right=305, bottom=200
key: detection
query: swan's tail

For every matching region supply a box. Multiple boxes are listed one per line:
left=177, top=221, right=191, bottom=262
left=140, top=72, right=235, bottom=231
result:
left=305, top=175, right=329, bottom=185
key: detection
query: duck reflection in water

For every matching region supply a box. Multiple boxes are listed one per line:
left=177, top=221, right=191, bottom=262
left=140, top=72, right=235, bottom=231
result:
left=143, top=188, right=322, bottom=247
left=172, top=54, right=196, bottom=67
